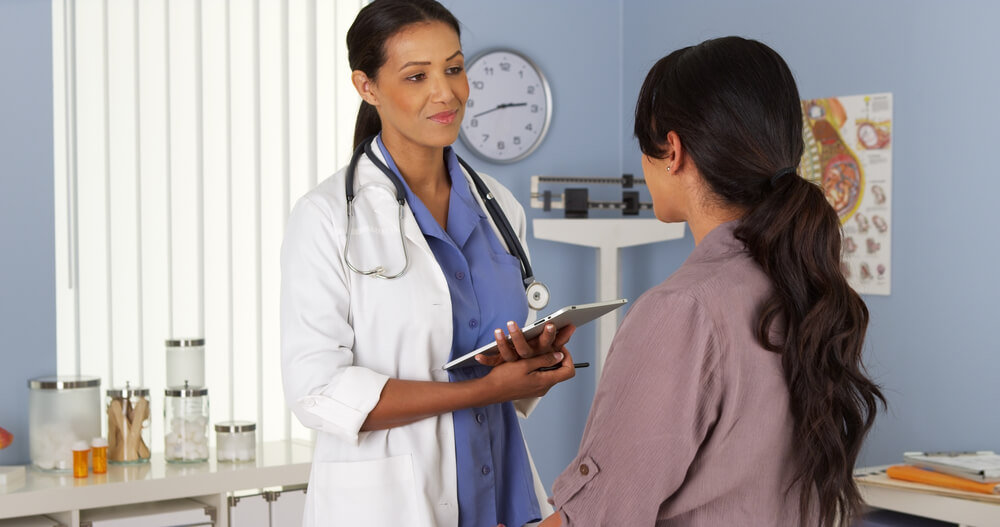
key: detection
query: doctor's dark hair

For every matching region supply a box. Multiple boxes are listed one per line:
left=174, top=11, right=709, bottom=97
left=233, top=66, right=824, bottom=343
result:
left=346, top=0, right=461, bottom=149
left=635, top=37, right=884, bottom=526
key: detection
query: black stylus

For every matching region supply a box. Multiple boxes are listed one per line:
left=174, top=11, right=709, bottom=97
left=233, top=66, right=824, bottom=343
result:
left=537, top=362, right=589, bottom=372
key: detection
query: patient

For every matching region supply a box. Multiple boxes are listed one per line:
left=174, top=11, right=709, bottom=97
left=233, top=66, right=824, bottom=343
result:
left=538, top=37, right=885, bottom=526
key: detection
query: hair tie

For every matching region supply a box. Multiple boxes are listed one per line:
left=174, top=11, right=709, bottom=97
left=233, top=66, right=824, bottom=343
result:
left=770, top=167, right=797, bottom=187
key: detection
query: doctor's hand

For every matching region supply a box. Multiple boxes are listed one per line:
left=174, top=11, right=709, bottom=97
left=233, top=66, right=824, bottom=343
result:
left=476, top=321, right=576, bottom=367
left=478, top=348, right=576, bottom=402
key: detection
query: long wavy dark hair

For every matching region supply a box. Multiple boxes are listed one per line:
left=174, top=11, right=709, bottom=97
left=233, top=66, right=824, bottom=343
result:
left=635, top=36, right=885, bottom=526
left=346, top=0, right=461, bottom=149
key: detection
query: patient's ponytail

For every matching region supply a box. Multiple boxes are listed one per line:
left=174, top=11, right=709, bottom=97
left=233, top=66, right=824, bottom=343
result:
left=635, top=36, right=885, bottom=526
left=346, top=0, right=461, bottom=149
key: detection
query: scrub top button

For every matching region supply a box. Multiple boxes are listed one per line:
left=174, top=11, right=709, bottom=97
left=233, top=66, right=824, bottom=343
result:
left=579, top=464, right=590, bottom=476
left=469, top=319, right=478, bottom=328
left=476, top=413, right=485, bottom=424
left=481, top=465, right=491, bottom=476
left=455, top=271, right=465, bottom=280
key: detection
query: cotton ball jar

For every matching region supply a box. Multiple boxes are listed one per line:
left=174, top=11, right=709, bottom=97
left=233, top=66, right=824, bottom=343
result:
left=28, top=376, right=102, bottom=472
left=215, top=421, right=256, bottom=463
left=163, top=381, right=209, bottom=463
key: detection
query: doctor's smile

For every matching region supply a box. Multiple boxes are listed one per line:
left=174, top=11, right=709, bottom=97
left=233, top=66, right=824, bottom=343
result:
left=429, top=109, right=460, bottom=124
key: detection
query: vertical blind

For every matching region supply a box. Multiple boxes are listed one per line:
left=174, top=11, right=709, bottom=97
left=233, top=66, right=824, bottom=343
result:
left=51, top=0, right=363, bottom=451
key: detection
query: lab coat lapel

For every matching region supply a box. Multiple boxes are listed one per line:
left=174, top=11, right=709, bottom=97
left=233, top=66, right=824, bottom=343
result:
left=356, top=139, right=432, bottom=258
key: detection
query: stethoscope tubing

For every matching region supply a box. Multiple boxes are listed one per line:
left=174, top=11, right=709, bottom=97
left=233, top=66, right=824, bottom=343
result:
left=344, top=137, right=537, bottom=288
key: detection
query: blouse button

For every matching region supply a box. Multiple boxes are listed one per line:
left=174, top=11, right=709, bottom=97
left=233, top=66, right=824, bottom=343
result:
left=455, top=271, right=465, bottom=280
left=476, top=413, right=485, bottom=424
left=481, top=465, right=491, bottom=476
left=579, top=464, right=589, bottom=476
left=469, top=319, right=479, bottom=328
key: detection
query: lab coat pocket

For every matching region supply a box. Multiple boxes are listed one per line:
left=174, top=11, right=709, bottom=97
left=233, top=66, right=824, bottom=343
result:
left=313, top=454, right=421, bottom=524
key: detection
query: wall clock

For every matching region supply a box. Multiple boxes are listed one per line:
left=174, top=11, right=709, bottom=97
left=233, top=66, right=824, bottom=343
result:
left=459, top=48, right=552, bottom=163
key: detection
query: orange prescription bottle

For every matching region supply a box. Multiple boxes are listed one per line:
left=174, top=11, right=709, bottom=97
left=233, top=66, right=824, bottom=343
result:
left=72, top=440, right=90, bottom=478
left=91, top=437, right=108, bottom=474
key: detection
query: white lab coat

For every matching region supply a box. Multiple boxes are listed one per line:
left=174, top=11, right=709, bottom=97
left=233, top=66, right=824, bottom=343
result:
left=281, top=138, right=552, bottom=526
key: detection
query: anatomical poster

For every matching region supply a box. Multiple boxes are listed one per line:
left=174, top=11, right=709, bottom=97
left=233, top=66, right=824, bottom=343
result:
left=801, top=92, right=892, bottom=296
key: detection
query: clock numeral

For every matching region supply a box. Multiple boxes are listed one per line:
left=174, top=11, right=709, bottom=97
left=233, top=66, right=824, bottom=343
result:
left=470, top=119, right=478, bottom=128
left=530, top=104, right=539, bottom=113
left=473, top=81, right=484, bottom=90
left=525, top=123, right=533, bottom=131
left=500, top=62, right=511, bottom=72
left=484, top=67, right=494, bottom=76
left=527, top=85, right=535, bottom=95
left=467, top=99, right=475, bottom=108
left=513, top=136, right=521, bottom=145
left=518, top=70, right=523, bottom=78
left=481, top=134, right=489, bottom=143
left=497, top=141, right=505, bottom=150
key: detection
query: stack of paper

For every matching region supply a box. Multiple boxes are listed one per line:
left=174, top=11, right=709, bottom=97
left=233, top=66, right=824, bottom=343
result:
left=903, top=451, right=1000, bottom=483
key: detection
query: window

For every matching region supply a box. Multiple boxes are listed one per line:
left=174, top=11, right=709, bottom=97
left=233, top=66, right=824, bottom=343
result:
left=51, top=0, right=363, bottom=450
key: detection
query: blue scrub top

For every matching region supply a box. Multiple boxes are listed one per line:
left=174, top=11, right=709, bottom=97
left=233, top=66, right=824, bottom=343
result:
left=377, top=136, right=540, bottom=527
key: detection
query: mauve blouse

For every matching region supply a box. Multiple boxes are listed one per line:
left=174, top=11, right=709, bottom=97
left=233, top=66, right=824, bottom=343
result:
left=552, top=221, right=819, bottom=526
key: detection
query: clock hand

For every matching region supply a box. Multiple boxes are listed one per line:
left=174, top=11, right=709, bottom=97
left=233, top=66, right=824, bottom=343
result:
left=472, top=102, right=527, bottom=119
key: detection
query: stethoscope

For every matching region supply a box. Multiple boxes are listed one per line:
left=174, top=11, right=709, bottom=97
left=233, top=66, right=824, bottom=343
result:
left=343, top=137, right=550, bottom=311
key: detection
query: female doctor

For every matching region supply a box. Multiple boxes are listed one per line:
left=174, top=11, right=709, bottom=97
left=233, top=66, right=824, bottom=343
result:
left=280, top=1, right=577, bottom=526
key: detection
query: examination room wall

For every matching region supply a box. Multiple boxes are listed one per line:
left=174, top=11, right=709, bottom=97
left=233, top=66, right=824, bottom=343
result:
left=621, top=0, right=1000, bottom=469
left=0, top=0, right=57, bottom=465
left=3, top=0, right=998, bottom=493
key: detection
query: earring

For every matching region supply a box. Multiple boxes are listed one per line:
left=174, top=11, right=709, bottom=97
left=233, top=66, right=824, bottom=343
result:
left=666, top=166, right=672, bottom=171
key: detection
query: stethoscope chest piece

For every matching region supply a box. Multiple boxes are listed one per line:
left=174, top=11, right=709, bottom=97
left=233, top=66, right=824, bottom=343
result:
left=526, top=281, right=550, bottom=311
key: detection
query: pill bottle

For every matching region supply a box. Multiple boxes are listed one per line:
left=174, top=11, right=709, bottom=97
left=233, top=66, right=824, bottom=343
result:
left=72, top=440, right=90, bottom=478
left=91, top=437, right=108, bottom=474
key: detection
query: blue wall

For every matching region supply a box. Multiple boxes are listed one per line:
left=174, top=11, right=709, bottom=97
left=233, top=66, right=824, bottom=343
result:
left=3, top=0, right=998, bottom=494
left=0, top=0, right=56, bottom=465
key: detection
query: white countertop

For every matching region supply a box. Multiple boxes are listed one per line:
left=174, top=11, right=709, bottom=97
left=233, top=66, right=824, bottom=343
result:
left=0, top=440, right=313, bottom=520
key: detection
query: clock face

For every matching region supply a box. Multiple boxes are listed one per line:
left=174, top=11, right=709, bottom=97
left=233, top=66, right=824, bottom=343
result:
left=459, top=49, right=552, bottom=163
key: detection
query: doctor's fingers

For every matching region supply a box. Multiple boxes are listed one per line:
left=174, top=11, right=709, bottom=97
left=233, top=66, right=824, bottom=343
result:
left=505, top=320, right=537, bottom=359
left=551, top=324, right=576, bottom=350
left=493, top=328, right=521, bottom=363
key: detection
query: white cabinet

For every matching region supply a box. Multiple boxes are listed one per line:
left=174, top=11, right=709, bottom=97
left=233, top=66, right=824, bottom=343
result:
left=0, top=441, right=312, bottom=527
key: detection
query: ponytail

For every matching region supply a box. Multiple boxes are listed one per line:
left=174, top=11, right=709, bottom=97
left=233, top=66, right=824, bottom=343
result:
left=734, top=174, right=885, bottom=524
left=634, top=36, right=884, bottom=526
left=353, top=101, right=381, bottom=150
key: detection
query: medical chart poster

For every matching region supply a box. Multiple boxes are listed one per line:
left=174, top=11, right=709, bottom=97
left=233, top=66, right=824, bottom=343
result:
left=801, top=92, right=893, bottom=296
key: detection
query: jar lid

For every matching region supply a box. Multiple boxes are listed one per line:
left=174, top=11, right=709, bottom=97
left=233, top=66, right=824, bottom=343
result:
left=107, top=382, right=150, bottom=397
left=215, top=420, right=256, bottom=433
left=165, top=380, right=208, bottom=397
left=165, top=338, right=205, bottom=347
left=29, top=375, right=101, bottom=390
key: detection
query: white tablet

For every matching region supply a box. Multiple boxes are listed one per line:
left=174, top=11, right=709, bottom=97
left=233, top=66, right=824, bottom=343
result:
left=442, top=298, right=628, bottom=371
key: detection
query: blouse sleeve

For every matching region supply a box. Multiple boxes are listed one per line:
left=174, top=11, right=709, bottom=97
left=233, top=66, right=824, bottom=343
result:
left=551, top=290, right=722, bottom=525
left=280, top=196, right=389, bottom=444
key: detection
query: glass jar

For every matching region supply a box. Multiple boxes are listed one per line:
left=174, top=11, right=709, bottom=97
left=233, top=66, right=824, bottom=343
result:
left=164, top=382, right=209, bottom=463
left=28, top=375, right=101, bottom=472
left=106, top=383, right=151, bottom=464
left=165, top=338, right=205, bottom=388
left=214, top=421, right=256, bottom=463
